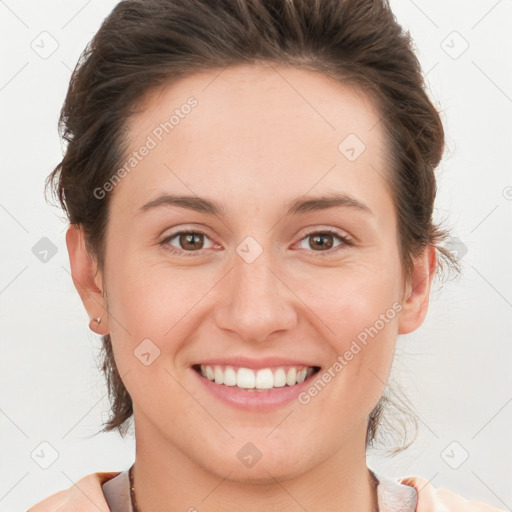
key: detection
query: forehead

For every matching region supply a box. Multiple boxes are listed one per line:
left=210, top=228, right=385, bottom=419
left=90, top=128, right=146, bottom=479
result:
left=114, top=63, right=390, bottom=213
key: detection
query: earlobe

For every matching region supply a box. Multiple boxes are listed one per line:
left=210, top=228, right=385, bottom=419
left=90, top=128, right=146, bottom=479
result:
left=398, top=245, right=436, bottom=335
left=66, top=224, right=109, bottom=335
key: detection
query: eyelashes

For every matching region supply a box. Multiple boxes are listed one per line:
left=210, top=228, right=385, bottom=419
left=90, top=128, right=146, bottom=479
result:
left=296, top=229, right=353, bottom=254
left=160, top=230, right=215, bottom=256
left=159, top=228, right=353, bottom=257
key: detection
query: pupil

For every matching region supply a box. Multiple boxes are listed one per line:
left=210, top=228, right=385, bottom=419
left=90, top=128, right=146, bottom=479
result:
left=181, top=233, right=202, bottom=250
left=312, top=233, right=333, bottom=250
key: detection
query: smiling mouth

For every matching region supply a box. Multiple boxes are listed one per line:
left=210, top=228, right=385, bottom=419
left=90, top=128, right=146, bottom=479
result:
left=192, top=364, right=321, bottom=391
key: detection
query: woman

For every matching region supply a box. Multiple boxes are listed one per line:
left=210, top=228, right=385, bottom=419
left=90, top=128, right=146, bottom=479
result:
left=28, top=0, right=505, bottom=510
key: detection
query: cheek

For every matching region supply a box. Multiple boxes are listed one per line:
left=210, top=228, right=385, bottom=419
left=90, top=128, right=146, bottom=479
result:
left=106, top=252, right=208, bottom=337
left=104, top=254, right=218, bottom=394
left=294, top=258, right=402, bottom=344
left=293, top=264, right=402, bottom=409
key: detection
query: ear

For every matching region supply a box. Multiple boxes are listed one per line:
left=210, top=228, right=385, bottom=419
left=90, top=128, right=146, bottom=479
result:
left=66, top=224, right=109, bottom=335
left=398, top=245, right=436, bottom=335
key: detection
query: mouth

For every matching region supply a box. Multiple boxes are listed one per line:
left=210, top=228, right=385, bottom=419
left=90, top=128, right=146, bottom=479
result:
left=192, top=363, right=322, bottom=392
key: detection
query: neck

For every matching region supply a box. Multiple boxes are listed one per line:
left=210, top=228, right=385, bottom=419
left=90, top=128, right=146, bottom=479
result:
left=132, top=413, right=378, bottom=512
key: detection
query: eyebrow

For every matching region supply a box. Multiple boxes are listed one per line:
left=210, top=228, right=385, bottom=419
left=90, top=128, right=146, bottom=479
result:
left=137, top=192, right=373, bottom=218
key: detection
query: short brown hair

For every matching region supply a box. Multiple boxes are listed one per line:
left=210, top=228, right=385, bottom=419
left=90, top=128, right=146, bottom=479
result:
left=46, top=0, right=460, bottom=452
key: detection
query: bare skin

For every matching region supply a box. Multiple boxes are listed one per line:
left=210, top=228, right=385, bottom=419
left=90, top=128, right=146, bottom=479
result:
left=65, top=63, right=436, bottom=511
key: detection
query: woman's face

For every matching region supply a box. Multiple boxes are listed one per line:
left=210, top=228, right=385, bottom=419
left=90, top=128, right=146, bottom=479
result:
left=74, top=63, right=432, bottom=482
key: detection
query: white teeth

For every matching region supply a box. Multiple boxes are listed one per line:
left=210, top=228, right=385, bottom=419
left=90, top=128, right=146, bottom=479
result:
left=237, top=367, right=255, bottom=389
left=255, top=368, right=274, bottom=389
left=286, top=367, right=296, bottom=386
left=223, top=366, right=237, bottom=386
left=214, top=366, right=224, bottom=385
left=273, top=368, right=287, bottom=387
left=199, top=364, right=316, bottom=390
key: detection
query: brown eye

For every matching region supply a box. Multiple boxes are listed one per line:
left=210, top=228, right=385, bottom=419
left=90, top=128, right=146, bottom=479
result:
left=297, top=229, right=351, bottom=254
left=161, top=230, right=214, bottom=256
left=179, top=232, right=205, bottom=250
left=308, top=233, right=334, bottom=251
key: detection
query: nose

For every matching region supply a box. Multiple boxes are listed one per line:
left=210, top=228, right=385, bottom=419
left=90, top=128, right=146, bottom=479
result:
left=214, top=244, right=298, bottom=343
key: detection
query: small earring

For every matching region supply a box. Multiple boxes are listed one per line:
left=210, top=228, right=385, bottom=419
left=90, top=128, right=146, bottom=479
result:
left=89, top=316, right=104, bottom=333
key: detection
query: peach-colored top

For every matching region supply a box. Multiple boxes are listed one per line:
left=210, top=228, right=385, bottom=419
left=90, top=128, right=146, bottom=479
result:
left=27, top=469, right=507, bottom=511
left=101, top=469, right=418, bottom=511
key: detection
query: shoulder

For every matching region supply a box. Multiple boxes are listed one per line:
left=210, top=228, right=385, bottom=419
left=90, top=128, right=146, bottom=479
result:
left=399, top=476, right=507, bottom=512
left=26, top=471, right=120, bottom=512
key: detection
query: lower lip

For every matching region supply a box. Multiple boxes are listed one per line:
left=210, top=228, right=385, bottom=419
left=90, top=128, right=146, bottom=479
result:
left=192, top=368, right=319, bottom=412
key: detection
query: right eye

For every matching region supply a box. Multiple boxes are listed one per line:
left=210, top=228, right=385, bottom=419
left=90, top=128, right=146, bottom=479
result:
left=160, top=230, right=216, bottom=256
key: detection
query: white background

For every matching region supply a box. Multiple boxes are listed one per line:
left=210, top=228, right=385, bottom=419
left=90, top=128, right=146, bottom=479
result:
left=1, top=0, right=511, bottom=510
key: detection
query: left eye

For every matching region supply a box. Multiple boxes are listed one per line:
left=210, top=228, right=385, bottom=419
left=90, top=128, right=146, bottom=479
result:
left=297, top=230, right=351, bottom=253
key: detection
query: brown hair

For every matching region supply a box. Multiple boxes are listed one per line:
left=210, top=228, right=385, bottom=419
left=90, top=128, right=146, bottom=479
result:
left=46, top=0, right=460, bottom=452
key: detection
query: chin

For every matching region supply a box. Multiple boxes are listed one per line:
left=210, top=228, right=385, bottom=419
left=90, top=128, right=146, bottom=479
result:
left=201, top=446, right=315, bottom=484
left=224, top=463, right=308, bottom=485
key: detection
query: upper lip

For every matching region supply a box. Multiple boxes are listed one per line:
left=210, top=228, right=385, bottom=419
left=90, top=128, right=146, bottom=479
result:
left=192, top=356, right=321, bottom=370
